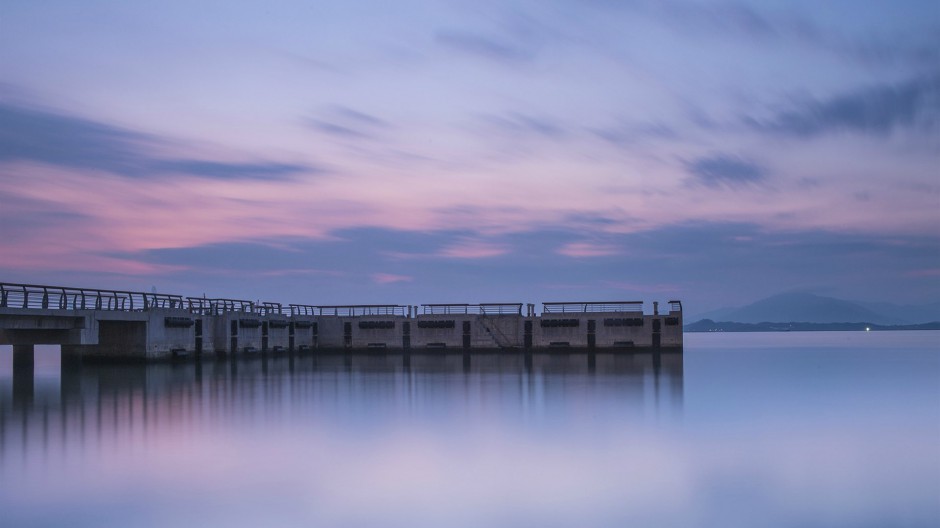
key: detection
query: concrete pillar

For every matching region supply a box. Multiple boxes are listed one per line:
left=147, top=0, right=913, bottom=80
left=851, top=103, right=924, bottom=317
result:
left=12, top=345, right=34, bottom=409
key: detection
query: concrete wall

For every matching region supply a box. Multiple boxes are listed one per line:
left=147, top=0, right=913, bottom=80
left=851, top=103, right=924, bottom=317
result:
left=0, top=304, right=683, bottom=361
left=314, top=316, right=408, bottom=350
left=290, top=317, right=317, bottom=350
left=533, top=312, right=682, bottom=350
left=264, top=318, right=291, bottom=352
left=411, top=315, right=466, bottom=349
left=479, top=315, right=524, bottom=348
left=351, top=317, right=406, bottom=349
left=209, top=313, right=264, bottom=355
left=534, top=315, right=588, bottom=348
left=315, top=316, right=345, bottom=349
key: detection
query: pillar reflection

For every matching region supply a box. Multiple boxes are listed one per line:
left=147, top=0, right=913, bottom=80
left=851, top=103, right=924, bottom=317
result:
left=0, top=351, right=683, bottom=462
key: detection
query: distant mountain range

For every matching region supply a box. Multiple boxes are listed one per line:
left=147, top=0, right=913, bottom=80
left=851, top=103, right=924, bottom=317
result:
left=685, top=320, right=940, bottom=332
left=687, top=293, right=940, bottom=327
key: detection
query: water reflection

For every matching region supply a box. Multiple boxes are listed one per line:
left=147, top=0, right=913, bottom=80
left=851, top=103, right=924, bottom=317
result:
left=0, top=352, right=683, bottom=462
left=1, top=335, right=937, bottom=528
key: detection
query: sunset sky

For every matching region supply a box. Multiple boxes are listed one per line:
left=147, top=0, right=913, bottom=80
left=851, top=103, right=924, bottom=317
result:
left=1, top=0, right=938, bottom=314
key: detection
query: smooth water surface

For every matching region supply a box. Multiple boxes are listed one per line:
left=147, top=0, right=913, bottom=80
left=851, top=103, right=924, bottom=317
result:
left=1, top=332, right=937, bottom=527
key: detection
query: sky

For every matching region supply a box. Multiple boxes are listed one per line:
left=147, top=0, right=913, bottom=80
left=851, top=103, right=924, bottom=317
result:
left=1, top=0, right=938, bottom=315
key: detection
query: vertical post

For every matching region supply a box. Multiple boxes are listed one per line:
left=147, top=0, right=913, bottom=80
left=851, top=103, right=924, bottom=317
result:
left=462, top=320, right=471, bottom=349
left=261, top=321, right=269, bottom=354
left=230, top=319, right=238, bottom=356
left=289, top=322, right=295, bottom=353
left=587, top=319, right=596, bottom=350
left=194, top=319, right=203, bottom=356
left=652, top=318, right=662, bottom=349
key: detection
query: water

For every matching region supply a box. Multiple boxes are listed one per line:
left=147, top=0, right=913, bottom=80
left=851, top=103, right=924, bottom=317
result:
left=1, top=331, right=937, bottom=527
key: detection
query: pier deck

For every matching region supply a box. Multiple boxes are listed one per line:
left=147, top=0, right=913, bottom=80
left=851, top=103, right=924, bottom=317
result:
left=0, top=282, right=682, bottom=362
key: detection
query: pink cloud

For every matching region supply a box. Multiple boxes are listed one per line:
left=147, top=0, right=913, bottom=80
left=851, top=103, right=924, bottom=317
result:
left=436, top=239, right=509, bottom=259
left=556, top=242, right=621, bottom=257
left=0, top=251, right=188, bottom=276
left=259, top=268, right=346, bottom=277
left=371, top=273, right=413, bottom=284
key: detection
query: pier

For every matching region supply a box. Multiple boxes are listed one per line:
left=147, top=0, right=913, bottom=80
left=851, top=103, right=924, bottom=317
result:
left=0, top=282, right=682, bottom=363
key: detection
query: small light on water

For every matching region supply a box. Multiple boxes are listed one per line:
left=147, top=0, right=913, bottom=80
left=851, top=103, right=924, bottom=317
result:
left=865, top=327, right=871, bottom=332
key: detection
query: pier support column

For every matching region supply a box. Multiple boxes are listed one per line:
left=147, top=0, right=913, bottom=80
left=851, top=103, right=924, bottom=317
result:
left=12, top=345, right=34, bottom=409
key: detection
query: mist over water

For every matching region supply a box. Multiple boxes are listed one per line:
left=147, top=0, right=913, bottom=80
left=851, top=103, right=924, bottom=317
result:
left=1, top=332, right=937, bottom=527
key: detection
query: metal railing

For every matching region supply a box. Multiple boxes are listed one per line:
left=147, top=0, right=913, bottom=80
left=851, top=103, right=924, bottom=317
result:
left=303, top=305, right=408, bottom=317
left=186, top=297, right=254, bottom=315
left=422, top=303, right=523, bottom=315
left=289, top=304, right=317, bottom=316
left=258, top=302, right=283, bottom=315
left=1, top=282, right=680, bottom=318
left=0, top=282, right=185, bottom=311
left=542, top=301, right=644, bottom=314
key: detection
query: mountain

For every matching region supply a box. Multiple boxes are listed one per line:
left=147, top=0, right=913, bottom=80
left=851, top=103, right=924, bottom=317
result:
left=710, top=293, right=903, bottom=325
left=853, top=300, right=940, bottom=325
left=685, top=320, right=940, bottom=332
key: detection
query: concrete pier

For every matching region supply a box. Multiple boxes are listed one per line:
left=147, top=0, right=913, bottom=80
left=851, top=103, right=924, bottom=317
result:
left=0, top=282, right=682, bottom=363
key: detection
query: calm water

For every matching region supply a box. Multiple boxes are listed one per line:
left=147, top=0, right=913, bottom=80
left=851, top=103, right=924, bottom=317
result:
left=1, top=332, right=937, bottom=527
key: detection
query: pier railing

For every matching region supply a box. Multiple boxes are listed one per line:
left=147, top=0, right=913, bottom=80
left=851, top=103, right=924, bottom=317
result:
left=421, top=303, right=523, bottom=315
left=294, top=305, right=408, bottom=317
left=0, top=282, right=185, bottom=311
left=289, top=304, right=318, bottom=316
left=186, top=297, right=255, bottom=315
left=1, top=282, right=678, bottom=318
left=257, top=302, right=283, bottom=316
left=542, top=301, right=644, bottom=314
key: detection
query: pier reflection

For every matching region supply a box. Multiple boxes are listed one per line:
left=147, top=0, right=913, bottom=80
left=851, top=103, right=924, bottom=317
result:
left=0, top=352, right=682, bottom=462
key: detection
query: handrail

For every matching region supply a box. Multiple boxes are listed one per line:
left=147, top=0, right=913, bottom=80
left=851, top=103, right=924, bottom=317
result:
left=258, top=302, right=283, bottom=315
left=0, top=282, right=680, bottom=318
left=542, top=301, right=644, bottom=314
left=186, top=297, right=254, bottom=315
left=289, top=304, right=317, bottom=316
left=422, top=303, right=522, bottom=315
left=0, top=282, right=185, bottom=312
left=309, top=305, right=407, bottom=316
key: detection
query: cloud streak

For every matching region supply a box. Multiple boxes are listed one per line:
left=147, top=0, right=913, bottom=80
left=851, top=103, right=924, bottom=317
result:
left=435, top=30, right=535, bottom=63
left=686, top=155, right=768, bottom=189
left=0, top=102, right=315, bottom=180
left=747, top=74, right=940, bottom=138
